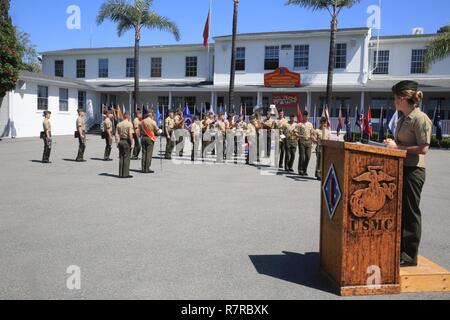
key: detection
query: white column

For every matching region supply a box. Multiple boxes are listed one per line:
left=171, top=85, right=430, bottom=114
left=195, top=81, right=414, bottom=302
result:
left=360, top=91, right=365, bottom=111
left=210, top=91, right=215, bottom=111
left=307, top=91, right=312, bottom=113
left=168, top=91, right=173, bottom=109
left=257, top=91, right=263, bottom=108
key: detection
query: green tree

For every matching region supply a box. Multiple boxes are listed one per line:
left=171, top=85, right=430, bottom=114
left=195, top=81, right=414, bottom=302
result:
left=0, top=0, right=21, bottom=97
left=97, top=0, right=180, bottom=112
left=16, top=30, right=41, bottom=73
left=286, top=0, right=361, bottom=110
left=424, top=25, right=450, bottom=70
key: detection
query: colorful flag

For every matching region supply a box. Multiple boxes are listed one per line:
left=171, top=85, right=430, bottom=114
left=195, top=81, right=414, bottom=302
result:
left=297, top=104, right=303, bottom=124
left=378, top=107, right=385, bottom=142
left=203, top=7, right=211, bottom=48
left=155, top=105, right=162, bottom=128
left=388, top=110, right=398, bottom=135
left=209, top=103, right=215, bottom=116
left=183, top=104, right=192, bottom=130
left=313, top=105, right=317, bottom=128
left=345, top=107, right=352, bottom=141
left=111, top=106, right=117, bottom=120
left=364, top=105, right=373, bottom=138
left=322, top=105, right=331, bottom=129
left=433, top=105, right=443, bottom=141
left=337, top=106, right=343, bottom=136
left=117, top=105, right=124, bottom=120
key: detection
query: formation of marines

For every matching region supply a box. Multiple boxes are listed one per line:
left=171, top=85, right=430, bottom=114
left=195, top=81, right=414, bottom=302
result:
left=40, top=107, right=330, bottom=180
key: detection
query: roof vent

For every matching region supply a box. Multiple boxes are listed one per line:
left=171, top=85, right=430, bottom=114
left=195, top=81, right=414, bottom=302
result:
left=412, top=27, right=424, bottom=35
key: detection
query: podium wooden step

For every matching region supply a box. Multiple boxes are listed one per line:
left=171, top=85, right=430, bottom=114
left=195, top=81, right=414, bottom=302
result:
left=400, top=256, right=450, bottom=293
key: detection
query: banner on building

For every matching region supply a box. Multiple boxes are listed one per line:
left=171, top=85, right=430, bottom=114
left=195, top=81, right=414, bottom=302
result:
left=264, top=67, right=301, bottom=88
left=272, top=94, right=299, bottom=109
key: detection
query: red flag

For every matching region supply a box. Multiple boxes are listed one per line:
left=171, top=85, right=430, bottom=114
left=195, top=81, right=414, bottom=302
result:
left=203, top=9, right=211, bottom=48
left=337, top=107, right=343, bottom=136
left=364, top=105, right=373, bottom=137
left=322, top=105, right=331, bottom=129
left=297, top=104, right=303, bottom=123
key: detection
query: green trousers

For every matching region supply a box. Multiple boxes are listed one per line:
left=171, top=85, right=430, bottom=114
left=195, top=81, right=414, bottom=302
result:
left=401, top=166, right=426, bottom=264
left=285, top=139, right=297, bottom=171
left=298, top=139, right=312, bottom=174
left=104, top=137, right=112, bottom=160
left=279, top=140, right=286, bottom=168
left=132, top=134, right=141, bottom=159
left=76, top=132, right=86, bottom=161
left=165, top=135, right=174, bottom=159
left=141, top=137, right=154, bottom=173
left=315, top=145, right=323, bottom=179
left=42, top=137, right=52, bottom=162
left=118, top=139, right=131, bottom=177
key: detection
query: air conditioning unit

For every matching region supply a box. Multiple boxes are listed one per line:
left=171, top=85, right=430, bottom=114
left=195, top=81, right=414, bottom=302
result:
left=412, top=27, right=424, bottom=35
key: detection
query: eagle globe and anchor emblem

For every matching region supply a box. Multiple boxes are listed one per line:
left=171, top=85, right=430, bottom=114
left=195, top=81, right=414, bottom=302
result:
left=350, top=166, right=397, bottom=219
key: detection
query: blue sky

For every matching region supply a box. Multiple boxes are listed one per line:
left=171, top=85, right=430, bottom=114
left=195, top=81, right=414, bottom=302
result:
left=10, top=0, right=450, bottom=53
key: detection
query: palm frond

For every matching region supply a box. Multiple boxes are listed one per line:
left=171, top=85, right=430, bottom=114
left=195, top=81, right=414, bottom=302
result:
left=286, top=0, right=360, bottom=11
left=424, top=31, right=450, bottom=69
left=96, top=0, right=135, bottom=28
left=141, top=12, right=181, bottom=41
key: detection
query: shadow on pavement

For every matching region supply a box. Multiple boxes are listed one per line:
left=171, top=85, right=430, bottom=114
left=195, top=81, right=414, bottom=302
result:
left=63, top=159, right=80, bottom=162
left=249, top=251, right=335, bottom=295
left=98, top=173, right=122, bottom=178
left=30, top=160, right=44, bottom=164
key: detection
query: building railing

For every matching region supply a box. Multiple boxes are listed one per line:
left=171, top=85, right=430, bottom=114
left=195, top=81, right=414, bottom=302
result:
left=324, top=117, right=450, bottom=137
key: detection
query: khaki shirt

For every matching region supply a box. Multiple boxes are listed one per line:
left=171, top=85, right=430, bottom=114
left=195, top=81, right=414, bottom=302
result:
left=216, top=120, right=226, bottom=134
left=275, top=118, right=288, bottom=129
left=395, top=108, right=432, bottom=168
left=191, top=121, right=201, bottom=136
left=174, top=115, right=184, bottom=129
left=165, top=117, right=175, bottom=133
left=43, top=118, right=51, bottom=134
left=237, top=121, right=247, bottom=131
left=116, top=120, right=134, bottom=140
left=202, top=118, right=213, bottom=132
left=298, top=121, right=315, bottom=141
left=140, top=118, right=158, bottom=138
left=314, top=128, right=331, bottom=145
left=283, top=122, right=298, bottom=141
left=104, top=118, right=112, bottom=132
left=76, top=116, right=85, bottom=132
left=246, top=123, right=257, bottom=138
left=263, top=118, right=275, bottom=130
left=133, top=118, right=141, bottom=130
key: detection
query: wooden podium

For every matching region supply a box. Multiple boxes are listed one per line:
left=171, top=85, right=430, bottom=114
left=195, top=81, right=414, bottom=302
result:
left=320, top=141, right=407, bottom=296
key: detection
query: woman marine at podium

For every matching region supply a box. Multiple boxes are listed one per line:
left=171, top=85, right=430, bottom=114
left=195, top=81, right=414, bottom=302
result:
left=383, top=80, right=433, bottom=267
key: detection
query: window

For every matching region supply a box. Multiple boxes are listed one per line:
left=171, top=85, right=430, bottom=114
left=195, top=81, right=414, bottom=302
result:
left=185, top=56, right=197, bottom=77
left=334, top=43, right=347, bottom=69
left=59, top=88, right=69, bottom=112
left=126, top=58, right=135, bottom=77
left=294, top=45, right=309, bottom=70
left=78, top=91, right=86, bottom=111
left=158, top=96, right=169, bottom=108
left=241, top=97, right=254, bottom=115
left=185, top=97, right=196, bottom=111
left=151, top=57, right=162, bottom=78
left=99, top=59, right=109, bottom=78
left=236, top=47, right=246, bottom=71
left=173, top=96, right=183, bottom=108
left=55, top=60, right=64, bottom=77
left=76, top=59, right=86, bottom=78
left=373, top=50, right=390, bottom=74
left=264, top=46, right=279, bottom=70
left=411, top=49, right=426, bottom=74
left=37, top=86, right=48, bottom=110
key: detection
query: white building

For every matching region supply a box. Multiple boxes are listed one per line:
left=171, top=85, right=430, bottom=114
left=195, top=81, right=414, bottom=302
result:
left=1, top=27, right=449, bottom=138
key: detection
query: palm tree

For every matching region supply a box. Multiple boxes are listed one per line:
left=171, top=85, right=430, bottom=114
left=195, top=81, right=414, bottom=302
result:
left=286, top=0, right=360, bottom=110
left=424, top=26, right=450, bottom=71
left=97, top=0, right=180, bottom=112
left=228, top=0, right=240, bottom=113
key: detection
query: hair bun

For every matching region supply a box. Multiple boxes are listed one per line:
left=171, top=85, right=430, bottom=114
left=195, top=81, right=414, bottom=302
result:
left=415, top=91, right=424, bottom=101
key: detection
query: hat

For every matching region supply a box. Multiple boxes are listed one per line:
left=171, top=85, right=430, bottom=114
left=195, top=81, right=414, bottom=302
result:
left=43, top=111, right=51, bottom=116
left=77, top=108, right=84, bottom=113
left=392, top=80, right=419, bottom=94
